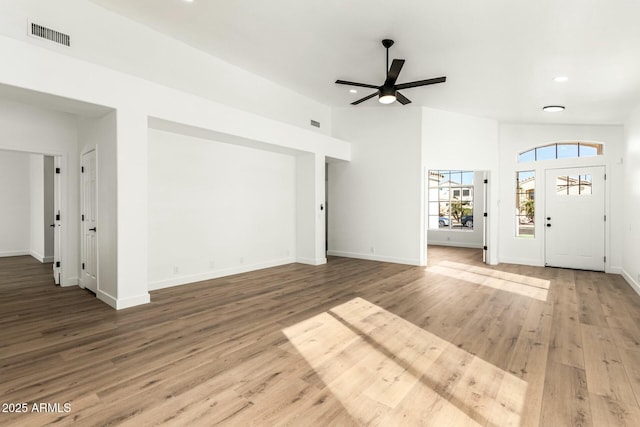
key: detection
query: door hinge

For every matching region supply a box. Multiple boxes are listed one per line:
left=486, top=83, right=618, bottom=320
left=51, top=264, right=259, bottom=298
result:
left=55, top=167, right=61, bottom=174
left=56, top=212, right=60, bottom=221
left=604, top=256, right=607, bottom=263
left=483, top=213, right=488, bottom=217
left=82, top=214, right=84, bottom=221
left=56, top=261, right=61, bottom=268
left=604, top=214, right=606, bottom=221
left=604, top=173, right=607, bottom=180
left=81, top=166, right=84, bottom=173
left=483, top=179, right=488, bottom=184
left=483, top=245, right=488, bottom=250
left=82, top=262, right=85, bottom=270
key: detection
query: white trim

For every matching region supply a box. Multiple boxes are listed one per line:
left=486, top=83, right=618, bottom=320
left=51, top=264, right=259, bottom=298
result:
left=97, top=289, right=117, bottom=308
left=60, top=276, right=78, bottom=287
left=607, top=266, right=622, bottom=274
left=115, top=293, right=151, bottom=310
left=499, top=257, right=545, bottom=267
left=296, top=257, right=327, bottom=266
left=327, top=250, right=422, bottom=266
left=29, top=250, right=45, bottom=262
left=43, top=256, right=54, bottom=263
left=622, top=269, right=640, bottom=297
left=0, top=250, right=30, bottom=257
left=149, top=257, right=296, bottom=291
left=427, top=242, right=484, bottom=249
left=98, top=289, right=150, bottom=310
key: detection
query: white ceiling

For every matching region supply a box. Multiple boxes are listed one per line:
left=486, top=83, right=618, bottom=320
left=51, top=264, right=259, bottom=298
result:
left=89, top=0, right=640, bottom=124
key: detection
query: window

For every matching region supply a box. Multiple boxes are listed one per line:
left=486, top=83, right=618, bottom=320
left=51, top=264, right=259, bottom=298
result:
left=516, top=171, right=535, bottom=237
left=556, top=174, right=592, bottom=195
left=518, top=142, right=603, bottom=163
left=428, top=170, right=474, bottom=230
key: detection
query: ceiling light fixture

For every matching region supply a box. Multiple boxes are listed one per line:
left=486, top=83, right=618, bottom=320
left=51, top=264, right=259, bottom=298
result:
left=378, top=86, right=396, bottom=104
left=349, top=89, right=357, bottom=94
left=553, top=76, right=569, bottom=82
left=542, top=105, right=565, bottom=112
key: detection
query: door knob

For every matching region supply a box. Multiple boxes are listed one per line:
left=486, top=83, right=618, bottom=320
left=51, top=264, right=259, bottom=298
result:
left=546, top=224, right=551, bottom=227
left=546, top=217, right=551, bottom=220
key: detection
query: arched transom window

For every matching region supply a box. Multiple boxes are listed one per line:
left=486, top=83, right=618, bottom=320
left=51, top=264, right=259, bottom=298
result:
left=518, top=142, right=603, bottom=163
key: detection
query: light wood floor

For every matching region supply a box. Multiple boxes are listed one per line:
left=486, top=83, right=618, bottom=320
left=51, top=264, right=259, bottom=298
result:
left=1, top=247, right=640, bottom=426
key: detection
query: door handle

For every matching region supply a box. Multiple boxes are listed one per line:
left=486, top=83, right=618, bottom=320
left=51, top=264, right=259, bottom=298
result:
left=89, top=227, right=96, bottom=232
left=49, top=224, right=55, bottom=227
left=546, top=224, right=551, bottom=227
left=546, top=217, right=551, bottom=220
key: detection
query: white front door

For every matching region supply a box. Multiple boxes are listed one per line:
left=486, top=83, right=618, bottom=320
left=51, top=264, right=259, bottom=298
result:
left=545, top=166, right=605, bottom=271
left=82, top=150, right=98, bottom=292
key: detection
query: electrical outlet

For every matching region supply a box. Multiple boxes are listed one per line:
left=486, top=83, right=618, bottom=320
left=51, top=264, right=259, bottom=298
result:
left=173, top=266, right=179, bottom=274
left=446, top=236, right=451, bottom=241
left=240, top=257, right=244, bottom=264
left=370, top=247, right=374, bottom=253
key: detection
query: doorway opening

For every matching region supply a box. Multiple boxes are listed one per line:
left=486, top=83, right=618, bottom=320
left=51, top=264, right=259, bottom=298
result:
left=0, top=149, right=61, bottom=284
left=425, top=169, right=489, bottom=266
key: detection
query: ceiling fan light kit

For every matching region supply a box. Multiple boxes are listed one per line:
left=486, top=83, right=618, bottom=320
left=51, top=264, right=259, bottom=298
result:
left=335, top=39, right=447, bottom=106
left=542, top=105, right=565, bottom=112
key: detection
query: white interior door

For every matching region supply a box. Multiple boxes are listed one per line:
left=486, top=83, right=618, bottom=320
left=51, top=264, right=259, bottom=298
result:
left=82, top=150, right=98, bottom=292
left=545, top=166, right=605, bottom=271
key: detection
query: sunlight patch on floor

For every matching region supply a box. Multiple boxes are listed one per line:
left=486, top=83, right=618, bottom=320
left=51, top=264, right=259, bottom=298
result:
left=429, top=261, right=550, bottom=301
left=282, top=297, right=528, bottom=426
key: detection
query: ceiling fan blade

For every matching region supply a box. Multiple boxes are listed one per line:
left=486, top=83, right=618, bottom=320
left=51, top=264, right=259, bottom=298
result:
left=335, top=80, right=379, bottom=89
left=396, top=76, right=446, bottom=90
left=384, top=59, right=405, bottom=86
left=351, top=91, right=379, bottom=105
left=396, top=92, right=411, bottom=105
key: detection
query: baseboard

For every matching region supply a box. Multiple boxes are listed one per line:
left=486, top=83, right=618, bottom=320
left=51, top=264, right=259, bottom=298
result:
left=149, top=257, right=296, bottom=291
left=427, top=242, right=484, bottom=249
left=327, top=250, right=422, bottom=266
left=499, top=257, right=545, bottom=268
left=43, top=255, right=54, bottom=263
left=0, top=250, right=30, bottom=258
left=60, top=277, right=78, bottom=287
left=97, top=289, right=117, bottom=309
left=607, top=266, right=622, bottom=274
left=622, top=269, right=640, bottom=297
left=30, top=250, right=45, bottom=263
left=97, top=289, right=150, bottom=310
left=296, top=257, right=327, bottom=266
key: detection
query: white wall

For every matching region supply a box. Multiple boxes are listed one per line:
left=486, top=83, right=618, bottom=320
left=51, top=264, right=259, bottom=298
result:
left=78, top=112, right=118, bottom=303
left=147, top=129, right=296, bottom=289
left=622, top=107, right=640, bottom=294
left=0, top=98, right=79, bottom=284
left=422, top=108, right=500, bottom=263
left=0, top=0, right=331, bottom=135
left=0, top=150, right=30, bottom=257
left=0, top=12, right=349, bottom=309
left=29, top=154, right=45, bottom=261
left=329, top=106, right=423, bottom=265
left=498, top=124, right=624, bottom=272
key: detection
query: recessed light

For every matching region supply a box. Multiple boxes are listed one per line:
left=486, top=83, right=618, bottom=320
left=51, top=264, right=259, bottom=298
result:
left=543, top=105, right=565, bottom=112
left=349, top=89, right=357, bottom=93
left=554, top=76, right=569, bottom=83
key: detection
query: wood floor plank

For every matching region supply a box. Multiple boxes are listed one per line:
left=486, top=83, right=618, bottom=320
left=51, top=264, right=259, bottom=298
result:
left=2, top=247, right=640, bottom=426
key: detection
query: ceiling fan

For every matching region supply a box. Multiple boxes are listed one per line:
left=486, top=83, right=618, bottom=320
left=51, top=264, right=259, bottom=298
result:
left=335, top=39, right=446, bottom=105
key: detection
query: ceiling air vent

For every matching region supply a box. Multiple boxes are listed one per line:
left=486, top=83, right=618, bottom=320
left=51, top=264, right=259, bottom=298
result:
left=29, top=22, right=70, bottom=47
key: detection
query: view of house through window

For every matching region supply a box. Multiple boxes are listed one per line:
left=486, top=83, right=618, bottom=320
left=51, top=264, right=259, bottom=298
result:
left=516, top=171, right=535, bottom=237
left=428, top=170, right=474, bottom=230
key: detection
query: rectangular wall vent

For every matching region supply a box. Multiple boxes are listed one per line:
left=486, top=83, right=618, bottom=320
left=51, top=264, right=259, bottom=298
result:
left=310, top=120, right=320, bottom=128
left=29, top=22, right=70, bottom=47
